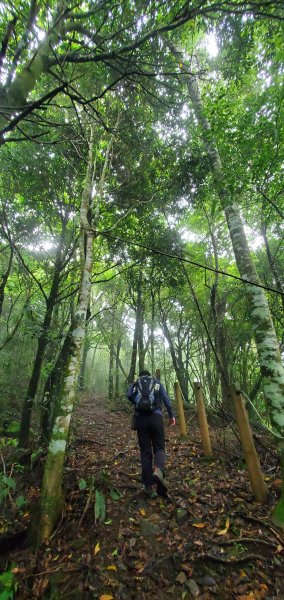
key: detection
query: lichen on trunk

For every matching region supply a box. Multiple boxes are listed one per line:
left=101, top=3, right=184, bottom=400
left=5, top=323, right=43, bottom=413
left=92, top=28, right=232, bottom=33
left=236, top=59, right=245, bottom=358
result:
left=36, top=125, right=116, bottom=542
left=167, top=40, right=284, bottom=525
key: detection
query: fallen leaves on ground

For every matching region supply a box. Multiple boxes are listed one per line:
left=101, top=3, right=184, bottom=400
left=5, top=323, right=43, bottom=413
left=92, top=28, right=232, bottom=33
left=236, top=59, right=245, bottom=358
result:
left=5, top=395, right=284, bottom=599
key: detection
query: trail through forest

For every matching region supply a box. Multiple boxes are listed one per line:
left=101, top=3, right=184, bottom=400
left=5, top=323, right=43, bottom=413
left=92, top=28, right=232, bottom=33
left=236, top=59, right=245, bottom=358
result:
left=6, top=396, right=284, bottom=599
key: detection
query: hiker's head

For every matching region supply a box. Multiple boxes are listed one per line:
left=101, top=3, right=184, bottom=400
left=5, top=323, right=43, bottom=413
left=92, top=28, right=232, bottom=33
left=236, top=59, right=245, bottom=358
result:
left=139, top=369, right=151, bottom=377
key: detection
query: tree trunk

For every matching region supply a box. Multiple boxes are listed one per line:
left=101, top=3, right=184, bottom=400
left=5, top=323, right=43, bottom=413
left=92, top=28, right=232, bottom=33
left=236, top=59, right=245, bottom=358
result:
left=150, top=290, right=155, bottom=373
left=78, top=303, right=91, bottom=391
left=115, top=338, right=122, bottom=399
left=261, top=220, right=284, bottom=315
left=205, top=209, right=231, bottom=407
left=160, top=314, right=188, bottom=402
left=37, top=131, right=95, bottom=542
left=40, top=325, right=73, bottom=444
left=108, top=319, right=115, bottom=401
left=128, top=310, right=139, bottom=383
left=170, top=44, right=284, bottom=524
left=0, top=246, right=13, bottom=316
left=37, top=125, right=115, bottom=541
left=137, top=280, right=144, bottom=374
left=210, top=284, right=231, bottom=406
left=37, top=229, right=94, bottom=542
left=0, top=2, right=66, bottom=132
left=18, top=224, right=66, bottom=447
left=177, top=343, right=189, bottom=402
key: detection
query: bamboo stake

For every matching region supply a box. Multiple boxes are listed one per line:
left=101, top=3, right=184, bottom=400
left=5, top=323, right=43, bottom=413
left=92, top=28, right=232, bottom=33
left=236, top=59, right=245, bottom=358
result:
left=174, top=382, right=187, bottom=436
left=230, top=384, right=268, bottom=503
left=194, top=382, right=212, bottom=457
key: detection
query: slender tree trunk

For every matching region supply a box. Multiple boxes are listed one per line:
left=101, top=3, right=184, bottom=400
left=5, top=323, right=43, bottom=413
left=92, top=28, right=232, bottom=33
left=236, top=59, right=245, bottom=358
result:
left=204, top=339, right=219, bottom=403
left=37, top=131, right=94, bottom=540
left=210, top=285, right=230, bottom=406
left=177, top=344, right=189, bottom=402
left=18, top=224, right=66, bottom=446
left=108, top=318, right=115, bottom=401
left=40, top=325, right=73, bottom=444
left=0, top=246, right=13, bottom=316
left=37, top=231, right=94, bottom=541
left=89, top=345, right=97, bottom=388
left=0, top=1, right=66, bottom=132
left=37, top=125, right=115, bottom=541
left=261, top=220, right=284, bottom=315
left=160, top=313, right=188, bottom=402
left=115, top=338, right=122, bottom=399
left=169, top=44, right=284, bottom=524
left=128, top=310, right=139, bottom=383
left=78, top=303, right=91, bottom=391
left=137, top=280, right=144, bottom=374
left=150, top=290, right=155, bottom=373
left=163, top=342, right=169, bottom=394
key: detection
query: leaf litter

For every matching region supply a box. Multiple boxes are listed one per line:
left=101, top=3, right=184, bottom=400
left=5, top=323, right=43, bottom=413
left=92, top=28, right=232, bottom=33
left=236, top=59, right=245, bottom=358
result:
left=4, top=394, right=284, bottom=599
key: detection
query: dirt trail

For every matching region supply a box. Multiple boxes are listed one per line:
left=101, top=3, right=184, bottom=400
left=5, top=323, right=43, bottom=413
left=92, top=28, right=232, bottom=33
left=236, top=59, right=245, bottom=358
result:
left=13, top=395, right=284, bottom=599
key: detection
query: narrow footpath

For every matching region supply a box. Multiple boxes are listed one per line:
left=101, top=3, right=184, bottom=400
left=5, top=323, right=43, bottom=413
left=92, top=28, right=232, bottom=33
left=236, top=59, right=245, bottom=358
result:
left=13, top=395, right=284, bottom=599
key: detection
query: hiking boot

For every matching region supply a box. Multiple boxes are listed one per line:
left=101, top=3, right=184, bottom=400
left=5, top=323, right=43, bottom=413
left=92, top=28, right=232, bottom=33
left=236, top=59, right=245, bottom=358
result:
left=156, top=479, right=169, bottom=498
left=144, top=486, right=158, bottom=499
left=153, top=467, right=168, bottom=493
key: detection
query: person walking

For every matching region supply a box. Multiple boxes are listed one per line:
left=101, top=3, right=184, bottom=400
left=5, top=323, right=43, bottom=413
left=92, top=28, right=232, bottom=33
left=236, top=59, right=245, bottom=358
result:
left=127, top=369, right=175, bottom=498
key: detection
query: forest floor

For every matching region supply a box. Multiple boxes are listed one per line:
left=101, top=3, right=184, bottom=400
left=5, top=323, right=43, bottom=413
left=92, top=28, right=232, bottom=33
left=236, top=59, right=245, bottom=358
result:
left=1, top=394, right=284, bottom=600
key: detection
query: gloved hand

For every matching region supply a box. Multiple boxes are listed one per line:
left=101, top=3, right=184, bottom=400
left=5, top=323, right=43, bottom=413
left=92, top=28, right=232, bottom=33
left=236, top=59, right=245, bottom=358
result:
left=169, top=417, right=176, bottom=426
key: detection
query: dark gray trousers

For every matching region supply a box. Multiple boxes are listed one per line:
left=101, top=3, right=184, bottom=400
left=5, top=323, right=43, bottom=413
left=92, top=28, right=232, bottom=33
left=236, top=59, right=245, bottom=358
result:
left=136, top=412, right=165, bottom=487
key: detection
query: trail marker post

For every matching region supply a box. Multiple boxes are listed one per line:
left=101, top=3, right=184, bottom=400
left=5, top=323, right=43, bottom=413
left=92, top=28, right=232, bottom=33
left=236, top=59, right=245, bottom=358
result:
left=174, top=381, right=187, bottom=436
left=230, top=384, right=268, bottom=503
left=194, top=382, right=212, bottom=457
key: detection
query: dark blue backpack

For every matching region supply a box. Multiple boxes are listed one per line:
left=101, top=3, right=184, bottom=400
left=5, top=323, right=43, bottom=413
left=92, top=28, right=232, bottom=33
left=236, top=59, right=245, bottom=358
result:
left=135, top=376, right=156, bottom=414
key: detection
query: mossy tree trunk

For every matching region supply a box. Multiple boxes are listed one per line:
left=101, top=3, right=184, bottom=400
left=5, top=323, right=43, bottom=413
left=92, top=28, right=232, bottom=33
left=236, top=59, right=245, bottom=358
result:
left=261, top=214, right=284, bottom=316
left=0, top=246, right=13, bottom=317
left=40, top=325, right=73, bottom=444
left=137, top=276, right=145, bottom=374
left=206, top=213, right=231, bottom=407
left=0, top=1, right=67, bottom=133
left=150, top=289, right=156, bottom=373
left=169, top=42, right=284, bottom=524
left=78, top=302, right=91, bottom=391
left=37, top=126, right=115, bottom=542
left=128, top=306, right=139, bottom=383
left=19, top=221, right=68, bottom=447
left=37, top=231, right=94, bottom=541
left=115, top=337, right=122, bottom=399
left=108, top=313, right=115, bottom=401
left=160, top=310, right=188, bottom=403
left=210, top=285, right=230, bottom=406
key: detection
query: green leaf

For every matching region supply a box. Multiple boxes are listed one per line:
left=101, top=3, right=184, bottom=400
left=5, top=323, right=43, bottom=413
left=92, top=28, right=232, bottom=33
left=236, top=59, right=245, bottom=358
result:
left=2, top=476, right=16, bottom=490
left=15, top=495, right=26, bottom=509
left=109, top=489, right=122, bottom=501
left=0, top=565, right=17, bottom=600
left=7, top=422, right=20, bottom=433
left=94, top=490, right=106, bottom=523
left=79, top=478, right=87, bottom=491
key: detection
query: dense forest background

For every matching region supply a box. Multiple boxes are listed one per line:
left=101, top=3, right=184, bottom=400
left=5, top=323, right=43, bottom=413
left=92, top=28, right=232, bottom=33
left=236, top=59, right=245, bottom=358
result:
left=0, top=0, right=284, bottom=547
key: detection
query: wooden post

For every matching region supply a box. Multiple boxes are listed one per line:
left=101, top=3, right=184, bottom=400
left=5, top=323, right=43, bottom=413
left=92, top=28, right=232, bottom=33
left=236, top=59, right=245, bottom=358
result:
left=174, top=382, right=187, bottom=436
left=194, top=382, right=212, bottom=457
left=230, top=384, right=268, bottom=503
left=155, top=369, right=161, bottom=381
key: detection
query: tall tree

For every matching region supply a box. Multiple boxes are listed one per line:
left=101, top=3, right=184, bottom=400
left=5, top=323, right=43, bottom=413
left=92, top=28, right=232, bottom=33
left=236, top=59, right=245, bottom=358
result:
left=168, top=40, right=284, bottom=524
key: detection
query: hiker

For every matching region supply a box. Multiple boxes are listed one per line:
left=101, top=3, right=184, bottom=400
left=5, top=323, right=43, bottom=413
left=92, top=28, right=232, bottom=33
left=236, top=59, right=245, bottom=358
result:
left=127, top=370, right=175, bottom=498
